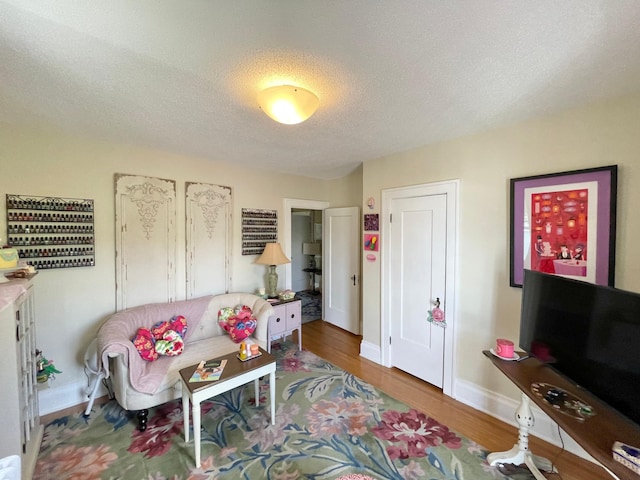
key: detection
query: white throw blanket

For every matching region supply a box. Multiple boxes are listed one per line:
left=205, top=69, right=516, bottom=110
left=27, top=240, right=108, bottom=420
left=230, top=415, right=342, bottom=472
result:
left=97, top=295, right=213, bottom=395
left=0, top=279, right=27, bottom=313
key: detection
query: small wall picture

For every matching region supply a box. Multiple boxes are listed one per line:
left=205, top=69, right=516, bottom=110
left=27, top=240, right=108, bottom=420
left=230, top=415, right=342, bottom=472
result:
left=364, top=233, right=379, bottom=252
left=241, top=208, right=277, bottom=255
left=364, top=213, right=379, bottom=231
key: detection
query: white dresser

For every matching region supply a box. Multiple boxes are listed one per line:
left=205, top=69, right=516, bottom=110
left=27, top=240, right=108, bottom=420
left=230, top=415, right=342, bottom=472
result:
left=267, top=298, right=302, bottom=353
left=0, top=275, right=42, bottom=480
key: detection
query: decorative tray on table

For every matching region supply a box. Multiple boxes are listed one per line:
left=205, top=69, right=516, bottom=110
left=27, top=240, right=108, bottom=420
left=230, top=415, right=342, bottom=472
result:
left=237, top=351, right=262, bottom=362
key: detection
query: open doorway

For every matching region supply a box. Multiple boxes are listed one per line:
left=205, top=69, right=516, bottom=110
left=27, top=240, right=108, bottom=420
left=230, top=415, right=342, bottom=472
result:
left=283, top=199, right=329, bottom=323
left=291, top=208, right=322, bottom=323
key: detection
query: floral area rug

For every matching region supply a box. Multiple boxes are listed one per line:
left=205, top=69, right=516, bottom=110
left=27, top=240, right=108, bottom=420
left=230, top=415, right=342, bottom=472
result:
left=35, top=342, right=506, bottom=480
left=297, top=290, right=322, bottom=323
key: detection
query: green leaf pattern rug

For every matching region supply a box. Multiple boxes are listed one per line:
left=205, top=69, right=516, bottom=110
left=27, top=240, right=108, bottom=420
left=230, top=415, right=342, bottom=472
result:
left=35, top=342, right=506, bottom=479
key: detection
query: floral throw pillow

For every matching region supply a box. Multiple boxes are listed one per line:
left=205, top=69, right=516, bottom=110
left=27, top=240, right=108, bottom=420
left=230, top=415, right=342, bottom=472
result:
left=132, top=327, right=158, bottom=362
left=154, top=330, right=184, bottom=356
left=132, top=315, right=188, bottom=360
left=151, top=315, right=188, bottom=340
left=168, top=315, right=188, bottom=338
left=226, top=316, right=257, bottom=343
left=218, top=307, right=236, bottom=331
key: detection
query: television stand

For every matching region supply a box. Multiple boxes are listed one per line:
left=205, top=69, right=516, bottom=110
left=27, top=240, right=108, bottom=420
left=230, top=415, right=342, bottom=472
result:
left=486, top=391, right=556, bottom=480
left=483, top=350, right=640, bottom=480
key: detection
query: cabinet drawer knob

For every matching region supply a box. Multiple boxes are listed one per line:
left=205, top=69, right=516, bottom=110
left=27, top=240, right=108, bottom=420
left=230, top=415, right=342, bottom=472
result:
left=276, top=317, right=281, bottom=323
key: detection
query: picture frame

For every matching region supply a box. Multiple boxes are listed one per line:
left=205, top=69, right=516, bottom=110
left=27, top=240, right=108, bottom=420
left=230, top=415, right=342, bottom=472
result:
left=364, top=213, right=379, bottom=232
left=364, top=233, right=379, bottom=252
left=510, top=165, right=617, bottom=288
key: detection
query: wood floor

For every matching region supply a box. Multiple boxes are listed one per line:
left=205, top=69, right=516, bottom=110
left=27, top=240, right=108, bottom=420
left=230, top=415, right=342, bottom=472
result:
left=302, top=320, right=610, bottom=480
left=43, top=320, right=608, bottom=479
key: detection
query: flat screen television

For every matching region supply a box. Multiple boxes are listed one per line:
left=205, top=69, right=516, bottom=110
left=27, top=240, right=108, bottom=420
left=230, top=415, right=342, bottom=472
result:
left=519, top=269, right=640, bottom=426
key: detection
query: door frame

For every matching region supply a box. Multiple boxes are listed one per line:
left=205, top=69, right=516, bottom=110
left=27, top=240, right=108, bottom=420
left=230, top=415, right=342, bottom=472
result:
left=283, top=198, right=330, bottom=290
left=380, top=180, right=459, bottom=397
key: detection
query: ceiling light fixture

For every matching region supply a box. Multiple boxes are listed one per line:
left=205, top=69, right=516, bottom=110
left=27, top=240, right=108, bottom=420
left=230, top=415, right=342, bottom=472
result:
left=257, top=85, right=319, bottom=125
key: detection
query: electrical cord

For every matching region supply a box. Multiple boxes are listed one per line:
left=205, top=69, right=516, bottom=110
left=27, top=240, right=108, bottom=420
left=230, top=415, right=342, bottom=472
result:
left=543, top=424, right=565, bottom=479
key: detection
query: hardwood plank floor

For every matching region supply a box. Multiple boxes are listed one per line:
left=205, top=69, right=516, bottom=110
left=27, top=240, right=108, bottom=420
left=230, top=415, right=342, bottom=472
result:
left=43, top=320, right=609, bottom=479
left=301, top=320, right=610, bottom=480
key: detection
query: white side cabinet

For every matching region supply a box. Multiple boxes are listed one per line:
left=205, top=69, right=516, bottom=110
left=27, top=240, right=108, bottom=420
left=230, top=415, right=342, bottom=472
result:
left=0, top=276, right=43, bottom=480
left=267, top=298, right=302, bottom=353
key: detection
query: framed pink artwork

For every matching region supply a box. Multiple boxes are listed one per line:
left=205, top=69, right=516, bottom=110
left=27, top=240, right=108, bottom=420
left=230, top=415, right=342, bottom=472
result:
left=364, top=233, right=379, bottom=252
left=510, top=165, right=617, bottom=287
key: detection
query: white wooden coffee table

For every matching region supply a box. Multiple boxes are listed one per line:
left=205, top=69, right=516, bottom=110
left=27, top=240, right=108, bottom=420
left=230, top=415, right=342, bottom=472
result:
left=179, top=347, right=276, bottom=467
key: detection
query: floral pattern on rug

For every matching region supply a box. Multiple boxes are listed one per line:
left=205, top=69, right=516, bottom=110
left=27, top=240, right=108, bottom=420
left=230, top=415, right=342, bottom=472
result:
left=35, top=342, right=506, bottom=480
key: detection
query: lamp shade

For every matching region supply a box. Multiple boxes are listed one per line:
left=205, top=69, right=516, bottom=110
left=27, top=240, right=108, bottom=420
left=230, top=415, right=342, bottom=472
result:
left=302, top=242, right=321, bottom=256
left=256, top=243, right=291, bottom=266
left=257, top=85, right=319, bottom=125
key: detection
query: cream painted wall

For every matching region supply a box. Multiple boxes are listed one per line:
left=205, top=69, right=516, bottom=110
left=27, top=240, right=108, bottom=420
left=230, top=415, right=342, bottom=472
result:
left=2, top=89, right=638, bottom=428
left=0, top=124, right=361, bottom=413
left=362, top=92, right=640, bottom=404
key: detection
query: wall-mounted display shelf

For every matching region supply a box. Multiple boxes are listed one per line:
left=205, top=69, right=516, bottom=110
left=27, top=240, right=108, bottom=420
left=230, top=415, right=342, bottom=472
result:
left=5, top=194, right=95, bottom=269
left=241, top=208, right=277, bottom=255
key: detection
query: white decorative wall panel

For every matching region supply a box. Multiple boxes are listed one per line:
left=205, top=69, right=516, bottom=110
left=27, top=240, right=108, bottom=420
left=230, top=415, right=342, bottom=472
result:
left=115, top=174, right=176, bottom=311
left=185, top=182, right=232, bottom=298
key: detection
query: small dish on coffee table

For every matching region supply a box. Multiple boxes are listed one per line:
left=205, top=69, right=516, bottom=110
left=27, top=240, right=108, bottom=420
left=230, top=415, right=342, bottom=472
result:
left=489, top=348, right=520, bottom=361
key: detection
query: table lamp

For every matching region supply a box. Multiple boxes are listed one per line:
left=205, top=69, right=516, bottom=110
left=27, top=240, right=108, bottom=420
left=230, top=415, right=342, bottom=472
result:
left=302, top=242, right=321, bottom=268
left=256, top=243, right=291, bottom=298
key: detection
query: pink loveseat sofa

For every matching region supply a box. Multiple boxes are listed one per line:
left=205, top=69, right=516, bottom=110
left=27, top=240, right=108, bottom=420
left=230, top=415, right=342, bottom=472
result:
left=97, top=293, right=273, bottom=430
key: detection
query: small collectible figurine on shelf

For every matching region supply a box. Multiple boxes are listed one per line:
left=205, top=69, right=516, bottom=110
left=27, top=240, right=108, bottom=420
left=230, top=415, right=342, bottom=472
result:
left=36, top=349, right=62, bottom=383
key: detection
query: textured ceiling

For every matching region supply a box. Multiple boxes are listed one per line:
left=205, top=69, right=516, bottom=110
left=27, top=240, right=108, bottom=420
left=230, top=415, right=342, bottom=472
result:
left=2, top=1, right=640, bottom=179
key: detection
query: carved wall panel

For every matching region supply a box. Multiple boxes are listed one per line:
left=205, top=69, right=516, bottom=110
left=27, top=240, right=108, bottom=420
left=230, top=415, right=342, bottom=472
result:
left=185, top=182, right=232, bottom=298
left=115, top=174, right=176, bottom=311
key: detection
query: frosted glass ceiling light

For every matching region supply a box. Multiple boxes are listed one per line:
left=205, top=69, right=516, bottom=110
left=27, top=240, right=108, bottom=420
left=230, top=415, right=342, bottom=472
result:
left=257, top=85, right=319, bottom=125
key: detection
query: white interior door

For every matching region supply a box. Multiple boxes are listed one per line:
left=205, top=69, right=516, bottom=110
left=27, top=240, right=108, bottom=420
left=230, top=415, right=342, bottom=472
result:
left=323, top=206, right=360, bottom=334
left=388, top=188, right=450, bottom=388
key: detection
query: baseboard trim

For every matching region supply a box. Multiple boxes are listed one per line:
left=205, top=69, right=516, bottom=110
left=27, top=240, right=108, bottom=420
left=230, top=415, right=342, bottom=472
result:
left=354, top=345, right=595, bottom=464
left=38, top=379, right=107, bottom=416
left=454, top=378, right=595, bottom=463
left=359, top=340, right=381, bottom=363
